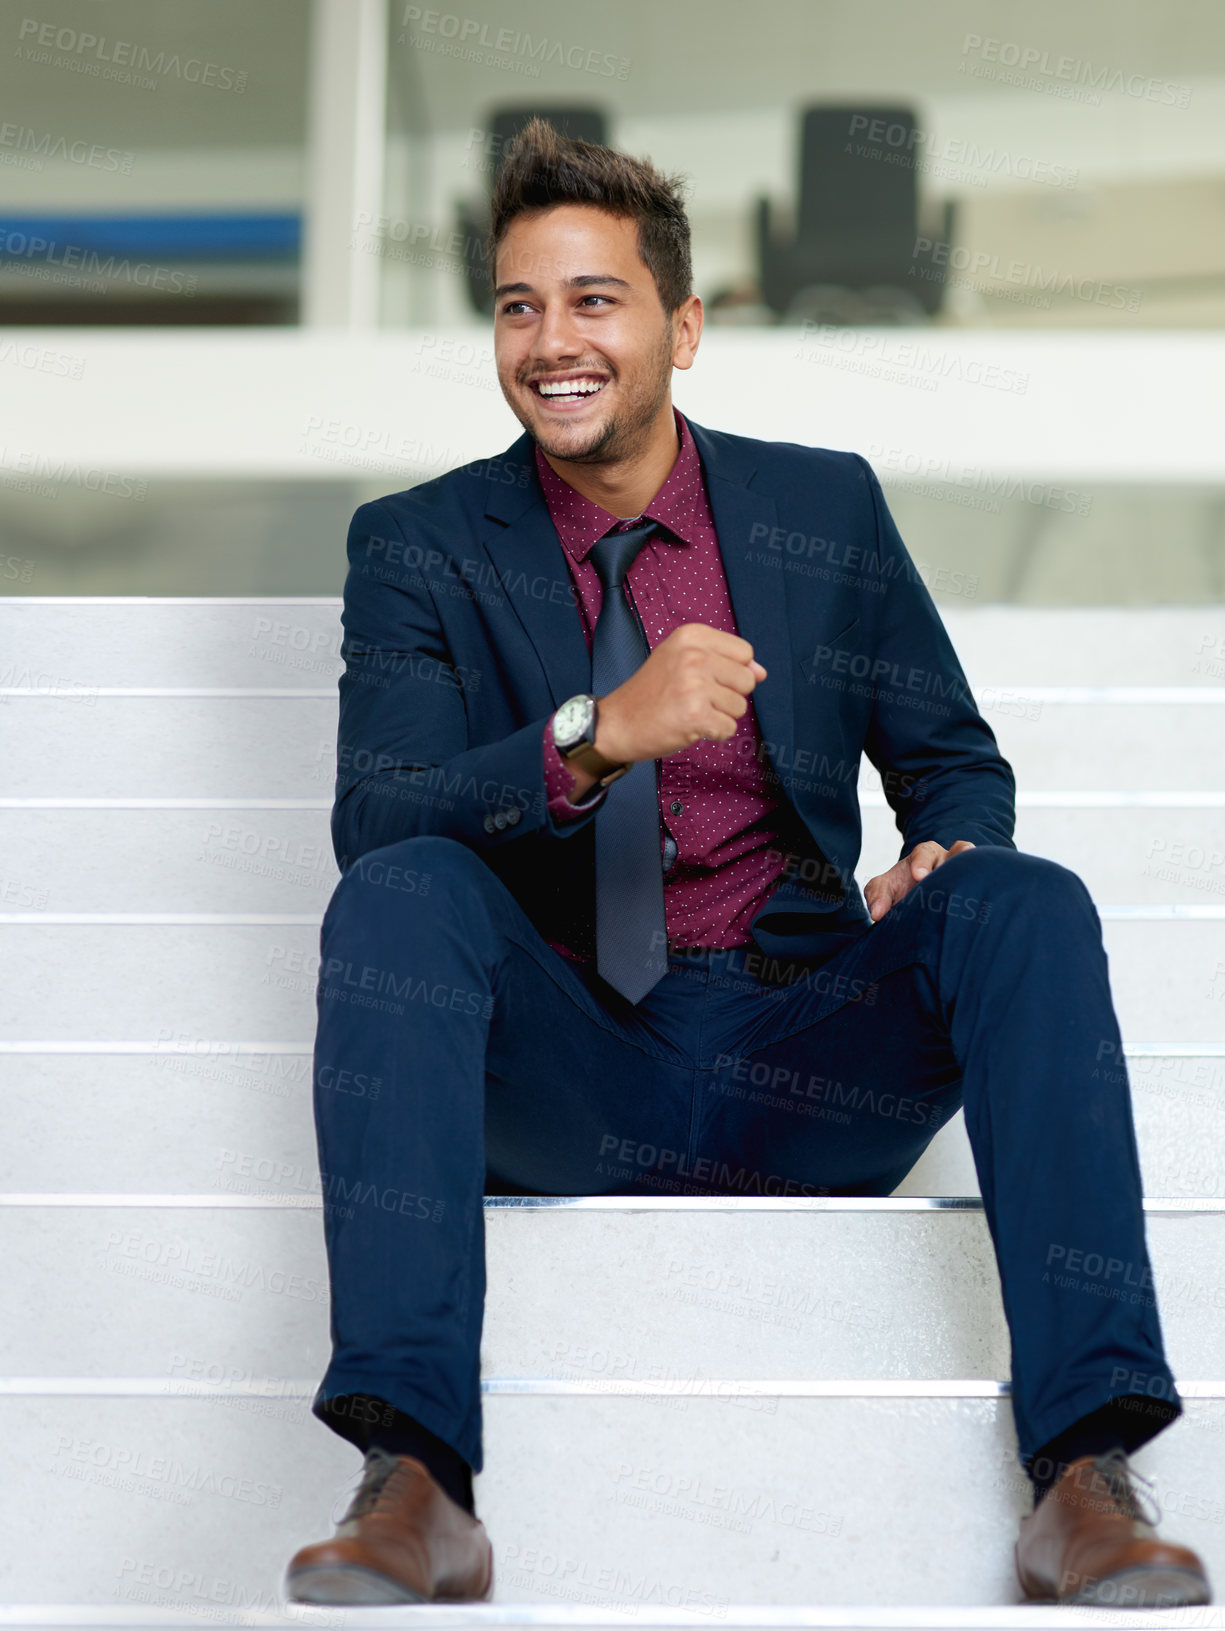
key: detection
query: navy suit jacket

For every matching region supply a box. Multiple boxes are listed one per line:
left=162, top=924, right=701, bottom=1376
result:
left=330, top=419, right=1016, bottom=966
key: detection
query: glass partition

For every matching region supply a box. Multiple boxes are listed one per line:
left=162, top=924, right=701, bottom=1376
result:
left=379, top=0, right=1225, bottom=330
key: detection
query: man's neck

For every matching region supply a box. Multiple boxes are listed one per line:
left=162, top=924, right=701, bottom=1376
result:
left=539, top=405, right=680, bottom=517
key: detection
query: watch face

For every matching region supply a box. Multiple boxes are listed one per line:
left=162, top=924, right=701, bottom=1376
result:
left=554, top=694, right=593, bottom=750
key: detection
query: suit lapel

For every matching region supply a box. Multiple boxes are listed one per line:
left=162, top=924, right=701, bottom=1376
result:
left=478, top=433, right=592, bottom=709
left=688, top=422, right=797, bottom=798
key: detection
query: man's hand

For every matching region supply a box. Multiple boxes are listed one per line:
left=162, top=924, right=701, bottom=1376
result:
left=597, top=622, right=766, bottom=764
left=864, top=839, right=977, bottom=923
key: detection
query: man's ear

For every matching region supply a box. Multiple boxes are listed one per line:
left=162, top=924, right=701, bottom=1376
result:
left=671, top=294, right=704, bottom=371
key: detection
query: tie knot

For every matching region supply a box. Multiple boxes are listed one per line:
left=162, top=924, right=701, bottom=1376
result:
left=589, top=522, right=656, bottom=591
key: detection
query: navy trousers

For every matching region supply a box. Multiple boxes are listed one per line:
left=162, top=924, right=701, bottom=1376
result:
left=309, top=836, right=1181, bottom=1474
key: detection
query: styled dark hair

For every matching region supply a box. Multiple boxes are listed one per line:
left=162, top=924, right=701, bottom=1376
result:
left=487, top=117, right=693, bottom=313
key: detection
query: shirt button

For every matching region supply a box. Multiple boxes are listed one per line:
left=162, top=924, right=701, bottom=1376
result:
left=482, top=814, right=497, bottom=833
left=493, top=810, right=508, bottom=830
left=505, top=805, right=522, bottom=826
left=670, top=800, right=683, bottom=815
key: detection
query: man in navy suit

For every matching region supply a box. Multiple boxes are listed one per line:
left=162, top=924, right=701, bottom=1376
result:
left=286, top=120, right=1209, bottom=1609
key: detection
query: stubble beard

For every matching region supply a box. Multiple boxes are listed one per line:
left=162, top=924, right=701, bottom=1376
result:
left=504, top=321, right=675, bottom=468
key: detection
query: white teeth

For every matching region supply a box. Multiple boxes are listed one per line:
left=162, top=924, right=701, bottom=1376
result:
left=536, top=379, right=605, bottom=397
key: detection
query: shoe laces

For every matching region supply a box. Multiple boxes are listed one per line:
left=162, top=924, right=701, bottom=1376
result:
left=329, top=1446, right=404, bottom=1527
left=1087, top=1447, right=1163, bottom=1527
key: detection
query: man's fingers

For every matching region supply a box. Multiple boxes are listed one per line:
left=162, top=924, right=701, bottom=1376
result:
left=676, top=623, right=757, bottom=667
left=707, top=682, right=750, bottom=728
left=710, top=655, right=761, bottom=696
left=912, top=838, right=977, bottom=877
left=866, top=865, right=905, bottom=921
left=868, top=885, right=895, bottom=922
left=869, top=841, right=978, bottom=924
left=909, top=840, right=948, bottom=879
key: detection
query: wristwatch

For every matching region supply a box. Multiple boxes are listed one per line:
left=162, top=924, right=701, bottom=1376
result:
left=551, top=693, right=630, bottom=785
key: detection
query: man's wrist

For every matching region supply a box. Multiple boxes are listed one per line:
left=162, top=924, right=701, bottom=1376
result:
left=564, top=738, right=629, bottom=782
left=554, top=693, right=632, bottom=785
left=589, top=691, right=633, bottom=773
left=563, top=765, right=607, bottom=805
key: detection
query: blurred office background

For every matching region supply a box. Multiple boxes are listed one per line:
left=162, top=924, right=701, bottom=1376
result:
left=1, top=0, right=1223, bottom=600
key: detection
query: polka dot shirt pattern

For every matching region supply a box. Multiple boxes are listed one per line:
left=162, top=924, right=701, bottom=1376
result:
left=537, top=410, right=790, bottom=962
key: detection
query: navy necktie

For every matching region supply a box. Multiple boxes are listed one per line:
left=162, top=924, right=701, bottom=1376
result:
left=588, top=523, right=667, bottom=1004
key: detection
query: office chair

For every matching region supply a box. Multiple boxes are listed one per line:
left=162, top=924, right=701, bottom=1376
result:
left=756, top=104, right=956, bottom=323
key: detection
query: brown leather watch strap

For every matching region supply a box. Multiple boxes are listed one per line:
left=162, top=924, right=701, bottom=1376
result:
left=563, top=740, right=630, bottom=784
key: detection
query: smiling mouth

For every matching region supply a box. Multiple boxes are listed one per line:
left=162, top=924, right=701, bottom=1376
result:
left=529, top=376, right=608, bottom=403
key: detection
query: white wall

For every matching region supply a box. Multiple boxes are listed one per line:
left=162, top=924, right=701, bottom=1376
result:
left=2, top=329, right=1221, bottom=484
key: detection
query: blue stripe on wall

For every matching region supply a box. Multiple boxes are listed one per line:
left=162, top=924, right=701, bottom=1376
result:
left=0, top=213, right=301, bottom=260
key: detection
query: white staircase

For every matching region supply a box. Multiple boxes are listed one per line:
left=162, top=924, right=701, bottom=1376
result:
left=1, top=597, right=1224, bottom=1630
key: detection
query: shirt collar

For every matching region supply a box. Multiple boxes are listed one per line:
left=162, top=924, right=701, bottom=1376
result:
left=534, top=408, right=708, bottom=564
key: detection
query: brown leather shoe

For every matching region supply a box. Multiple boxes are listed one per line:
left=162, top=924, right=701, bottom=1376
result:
left=1015, top=1448, right=1212, bottom=1608
left=285, top=1447, right=494, bottom=1605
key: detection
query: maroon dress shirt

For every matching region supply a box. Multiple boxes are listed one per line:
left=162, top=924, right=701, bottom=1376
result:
left=538, top=410, right=795, bottom=963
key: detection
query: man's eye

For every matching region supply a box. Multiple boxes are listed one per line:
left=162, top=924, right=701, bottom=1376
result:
left=580, top=295, right=612, bottom=307
left=501, top=301, right=531, bottom=316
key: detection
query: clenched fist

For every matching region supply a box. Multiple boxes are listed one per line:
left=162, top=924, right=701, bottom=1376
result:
left=564, top=622, right=766, bottom=802
left=596, top=621, right=766, bottom=764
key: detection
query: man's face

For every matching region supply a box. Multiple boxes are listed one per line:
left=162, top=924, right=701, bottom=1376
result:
left=493, top=203, right=695, bottom=466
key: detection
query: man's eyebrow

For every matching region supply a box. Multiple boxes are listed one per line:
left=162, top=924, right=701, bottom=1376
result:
left=492, top=274, right=633, bottom=299
left=570, top=274, right=631, bottom=290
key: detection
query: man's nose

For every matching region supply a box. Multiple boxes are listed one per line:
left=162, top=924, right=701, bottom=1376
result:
left=535, top=299, right=583, bottom=361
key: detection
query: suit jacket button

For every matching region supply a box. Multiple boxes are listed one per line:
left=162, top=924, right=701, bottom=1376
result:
left=505, top=806, right=522, bottom=825
left=493, top=810, right=508, bottom=830
left=483, top=814, right=497, bottom=833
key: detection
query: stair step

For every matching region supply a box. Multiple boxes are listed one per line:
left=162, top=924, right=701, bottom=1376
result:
left=3, top=598, right=1221, bottom=1623
left=2, top=1205, right=1223, bottom=1383
left=861, top=806, right=1225, bottom=907
left=1, top=1051, right=1221, bottom=1199
left=1, top=696, right=1219, bottom=798
left=3, top=806, right=1223, bottom=913
left=2, top=920, right=1221, bottom=1040
left=3, top=1612, right=1225, bottom=1631
left=2, top=1610, right=1223, bottom=1631
left=2, top=601, right=1222, bottom=688
left=2, top=1394, right=1221, bottom=1611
